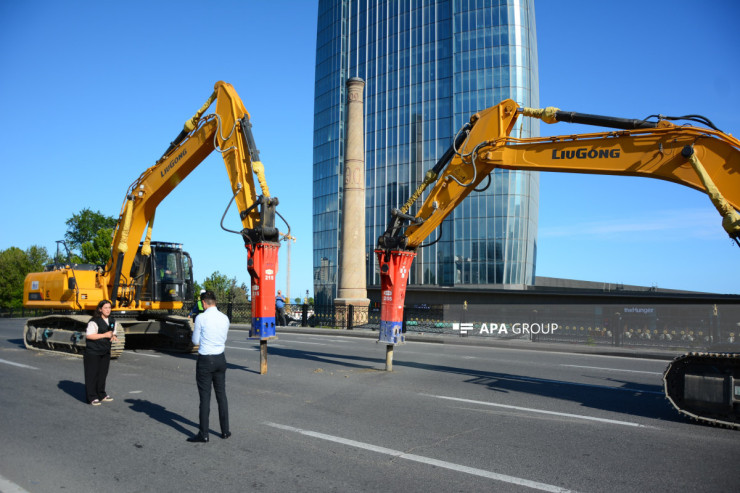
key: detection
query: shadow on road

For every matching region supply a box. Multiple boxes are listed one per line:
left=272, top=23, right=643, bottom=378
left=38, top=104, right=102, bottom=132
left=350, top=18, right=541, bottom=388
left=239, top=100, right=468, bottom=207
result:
left=164, top=351, right=260, bottom=374
left=7, top=338, right=25, bottom=349
left=266, top=346, right=681, bottom=423
left=268, top=346, right=381, bottom=370
left=125, top=398, right=200, bottom=437
left=58, top=380, right=86, bottom=403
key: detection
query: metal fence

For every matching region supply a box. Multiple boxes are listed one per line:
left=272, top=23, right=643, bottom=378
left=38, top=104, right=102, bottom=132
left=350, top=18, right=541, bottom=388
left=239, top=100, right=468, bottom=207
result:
left=317, top=302, right=740, bottom=351
left=5, top=302, right=739, bottom=351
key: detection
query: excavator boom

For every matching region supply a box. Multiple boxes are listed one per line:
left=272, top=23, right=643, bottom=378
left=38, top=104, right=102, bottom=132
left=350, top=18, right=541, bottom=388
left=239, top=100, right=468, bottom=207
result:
left=399, top=100, right=740, bottom=249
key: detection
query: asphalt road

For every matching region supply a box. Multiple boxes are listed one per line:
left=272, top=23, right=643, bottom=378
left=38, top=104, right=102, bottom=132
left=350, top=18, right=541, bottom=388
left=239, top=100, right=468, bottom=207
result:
left=1, top=318, right=738, bottom=493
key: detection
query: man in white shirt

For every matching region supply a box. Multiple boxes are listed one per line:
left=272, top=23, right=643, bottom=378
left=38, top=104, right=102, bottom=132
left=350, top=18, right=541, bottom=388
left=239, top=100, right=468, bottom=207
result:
left=187, top=290, right=231, bottom=443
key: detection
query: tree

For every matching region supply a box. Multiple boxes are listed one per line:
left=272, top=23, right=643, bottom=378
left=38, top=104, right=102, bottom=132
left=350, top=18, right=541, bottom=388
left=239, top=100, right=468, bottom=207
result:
left=198, top=272, right=249, bottom=304
left=26, top=245, right=50, bottom=271
left=65, top=208, right=117, bottom=264
left=192, top=281, right=203, bottom=301
left=0, top=245, right=49, bottom=308
left=79, top=227, right=114, bottom=266
left=232, top=282, right=249, bottom=304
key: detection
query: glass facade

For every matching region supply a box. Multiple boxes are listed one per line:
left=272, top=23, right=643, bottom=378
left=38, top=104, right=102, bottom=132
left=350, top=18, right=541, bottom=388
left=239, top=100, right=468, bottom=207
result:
left=313, top=0, right=539, bottom=305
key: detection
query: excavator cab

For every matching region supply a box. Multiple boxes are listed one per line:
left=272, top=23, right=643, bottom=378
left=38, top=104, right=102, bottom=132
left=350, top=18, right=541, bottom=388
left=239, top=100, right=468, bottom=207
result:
left=130, top=242, right=194, bottom=306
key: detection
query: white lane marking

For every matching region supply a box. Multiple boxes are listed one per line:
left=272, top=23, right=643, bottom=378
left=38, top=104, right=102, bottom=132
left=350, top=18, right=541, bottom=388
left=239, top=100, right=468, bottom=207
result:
left=422, top=394, right=649, bottom=428
left=0, top=474, right=31, bottom=493
left=264, top=422, right=575, bottom=493
left=562, top=364, right=662, bottom=375
left=0, top=358, right=38, bottom=370
left=284, top=340, right=327, bottom=346
left=226, top=345, right=259, bottom=351
left=129, top=352, right=160, bottom=358
left=129, top=390, right=143, bottom=394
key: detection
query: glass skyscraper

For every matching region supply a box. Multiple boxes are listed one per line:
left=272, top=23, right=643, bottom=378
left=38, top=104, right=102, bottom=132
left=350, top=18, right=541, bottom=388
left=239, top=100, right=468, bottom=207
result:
left=313, top=0, right=539, bottom=305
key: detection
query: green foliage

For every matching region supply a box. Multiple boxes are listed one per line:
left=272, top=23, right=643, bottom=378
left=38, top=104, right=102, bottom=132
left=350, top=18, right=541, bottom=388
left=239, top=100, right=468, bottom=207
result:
left=201, top=271, right=249, bottom=305
left=232, top=282, right=249, bottom=304
left=192, top=281, right=203, bottom=301
left=26, top=245, right=50, bottom=271
left=294, top=297, right=301, bottom=304
left=65, top=208, right=116, bottom=264
left=0, top=245, right=49, bottom=308
left=79, top=227, right=114, bottom=266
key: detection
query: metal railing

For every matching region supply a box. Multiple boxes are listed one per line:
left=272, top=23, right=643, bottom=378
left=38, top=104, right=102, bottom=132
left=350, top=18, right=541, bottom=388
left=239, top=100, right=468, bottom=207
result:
left=6, top=302, right=738, bottom=351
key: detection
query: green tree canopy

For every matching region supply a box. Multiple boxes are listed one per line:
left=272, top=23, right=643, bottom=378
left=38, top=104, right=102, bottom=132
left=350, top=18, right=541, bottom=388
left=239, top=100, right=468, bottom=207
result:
left=79, top=227, right=115, bottom=266
left=0, top=245, right=49, bottom=308
left=65, top=208, right=117, bottom=265
left=201, top=271, right=248, bottom=305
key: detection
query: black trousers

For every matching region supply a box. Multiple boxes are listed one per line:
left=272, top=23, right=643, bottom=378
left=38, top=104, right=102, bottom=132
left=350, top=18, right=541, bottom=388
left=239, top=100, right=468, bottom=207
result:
left=276, top=306, right=287, bottom=326
left=195, top=353, right=229, bottom=437
left=84, top=352, right=111, bottom=403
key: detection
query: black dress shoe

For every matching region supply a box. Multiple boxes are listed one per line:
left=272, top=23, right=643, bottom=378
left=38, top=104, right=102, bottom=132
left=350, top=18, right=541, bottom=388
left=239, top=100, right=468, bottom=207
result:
left=221, top=432, right=231, bottom=439
left=187, top=434, right=209, bottom=443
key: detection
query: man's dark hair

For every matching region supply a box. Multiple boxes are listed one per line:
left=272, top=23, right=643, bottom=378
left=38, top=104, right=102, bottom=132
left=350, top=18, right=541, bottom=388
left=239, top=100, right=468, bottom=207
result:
left=200, top=290, right=217, bottom=304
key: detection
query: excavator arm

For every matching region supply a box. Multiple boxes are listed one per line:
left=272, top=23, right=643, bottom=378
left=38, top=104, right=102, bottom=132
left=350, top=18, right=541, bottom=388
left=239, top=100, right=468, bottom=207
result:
left=107, top=81, right=281, bottom=338
left=383, top=99, right=740, bottom=250
left=377, top=99, right=740, bottom=345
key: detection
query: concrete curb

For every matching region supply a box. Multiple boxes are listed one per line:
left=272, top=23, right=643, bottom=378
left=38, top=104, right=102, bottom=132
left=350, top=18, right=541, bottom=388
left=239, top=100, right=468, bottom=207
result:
left=231, top=324, right=682, bottom=361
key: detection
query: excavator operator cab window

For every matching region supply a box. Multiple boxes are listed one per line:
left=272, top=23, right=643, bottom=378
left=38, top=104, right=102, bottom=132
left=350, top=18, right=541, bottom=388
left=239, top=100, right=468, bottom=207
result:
left=150, top=246, right=185, bottom=302
left=182, top=252, right=194, bottom=301
left=155, top=250, right=180, bottom=281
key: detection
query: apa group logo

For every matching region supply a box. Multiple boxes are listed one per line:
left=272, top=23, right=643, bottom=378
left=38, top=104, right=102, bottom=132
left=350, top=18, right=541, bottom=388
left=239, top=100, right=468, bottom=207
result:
left=452, top=323, right=474, bottom=335
left=453, top=322, right=560, bottom=336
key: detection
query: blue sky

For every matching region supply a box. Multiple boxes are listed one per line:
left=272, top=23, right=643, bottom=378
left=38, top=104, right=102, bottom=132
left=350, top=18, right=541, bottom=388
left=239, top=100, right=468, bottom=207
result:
left=1, top=1, right=738, bottom=298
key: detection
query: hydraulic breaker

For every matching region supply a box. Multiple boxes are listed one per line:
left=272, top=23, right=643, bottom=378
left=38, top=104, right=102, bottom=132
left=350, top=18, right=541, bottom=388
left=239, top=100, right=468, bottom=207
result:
left=376, top=249, right=416, bottom=345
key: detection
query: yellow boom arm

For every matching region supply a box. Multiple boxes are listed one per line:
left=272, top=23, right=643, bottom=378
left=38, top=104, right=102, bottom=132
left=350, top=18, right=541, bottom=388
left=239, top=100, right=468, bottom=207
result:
left=106, top=81, right=275, bottom=305
left=390, top=99, right=740, bottom=249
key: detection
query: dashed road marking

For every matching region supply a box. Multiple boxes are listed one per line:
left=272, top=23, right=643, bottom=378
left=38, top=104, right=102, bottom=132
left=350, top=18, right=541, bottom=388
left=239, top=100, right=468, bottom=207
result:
left=264, top=421, right=575, bottom=492
left=561, top=364, right=662, bottom=375
left=0, top=358, right=37, bottom=370
left=422, top=394, right=650, bottom=428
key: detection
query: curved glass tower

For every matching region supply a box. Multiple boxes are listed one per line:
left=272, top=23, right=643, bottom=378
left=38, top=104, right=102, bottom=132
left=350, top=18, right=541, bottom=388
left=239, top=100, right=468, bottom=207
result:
left=313, top=0, right=539, bottom=305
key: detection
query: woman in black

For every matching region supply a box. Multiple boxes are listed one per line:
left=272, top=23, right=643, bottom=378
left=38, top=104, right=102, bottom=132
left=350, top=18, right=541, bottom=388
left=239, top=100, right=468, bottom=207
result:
left=84, top=300, right=118, bottom=406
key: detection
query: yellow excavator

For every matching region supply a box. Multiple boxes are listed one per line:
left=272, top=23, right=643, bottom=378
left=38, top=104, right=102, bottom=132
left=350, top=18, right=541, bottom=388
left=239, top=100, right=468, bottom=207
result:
left=23, top=81, right=284, bottom=358
left=376, top=99, right=740, bottom=429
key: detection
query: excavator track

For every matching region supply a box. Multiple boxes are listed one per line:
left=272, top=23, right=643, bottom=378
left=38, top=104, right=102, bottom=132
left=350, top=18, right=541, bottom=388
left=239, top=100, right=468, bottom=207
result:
left=24, top=315, right=126, bottom=359
left=23, top=314, right=194, bottom=358
left=663, top=352, right=740, bottom=430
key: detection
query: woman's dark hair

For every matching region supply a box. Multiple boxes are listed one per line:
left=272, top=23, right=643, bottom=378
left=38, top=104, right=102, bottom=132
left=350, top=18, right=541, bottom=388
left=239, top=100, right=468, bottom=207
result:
left=95, top=299, right=112, bottom=317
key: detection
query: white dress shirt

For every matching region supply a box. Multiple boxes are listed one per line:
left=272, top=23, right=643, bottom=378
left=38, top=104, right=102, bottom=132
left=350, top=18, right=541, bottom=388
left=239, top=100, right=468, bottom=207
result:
left=192, top=306, right=229, bottom=355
